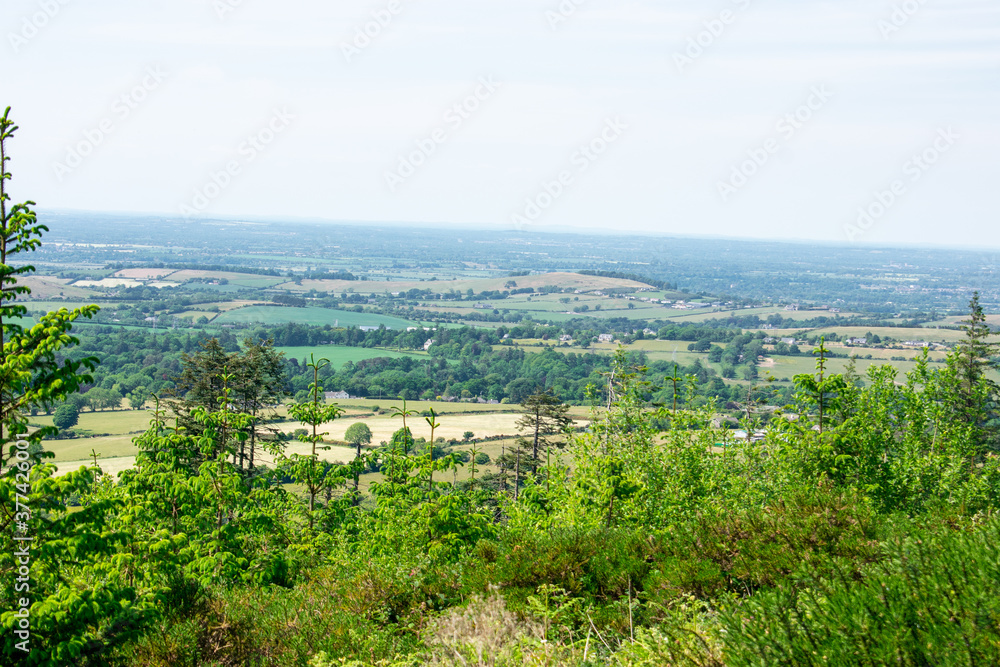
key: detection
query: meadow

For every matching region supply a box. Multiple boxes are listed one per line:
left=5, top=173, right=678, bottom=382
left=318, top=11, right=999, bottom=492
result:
left=38, top=400, right=591, bottom=477
left=274, top=344, right=427, bottom=365
left=213, top=305, right=416, bottom=329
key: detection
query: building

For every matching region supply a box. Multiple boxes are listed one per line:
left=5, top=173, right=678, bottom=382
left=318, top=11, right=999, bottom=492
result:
left=846, top=337, right=867, bottom=346
left=598, top=333, right=614, bottom=343
left=424, top=339, right=435, bottom=351
left=325, top=391, right=350, bottom=400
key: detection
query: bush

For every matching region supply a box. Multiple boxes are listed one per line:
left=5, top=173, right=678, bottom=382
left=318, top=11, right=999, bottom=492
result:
left=724, top=515, right=1000, bottom=665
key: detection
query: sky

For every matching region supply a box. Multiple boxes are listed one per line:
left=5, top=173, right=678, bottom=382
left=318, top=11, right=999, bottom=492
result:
left=2, top=0, right=998, bottom=247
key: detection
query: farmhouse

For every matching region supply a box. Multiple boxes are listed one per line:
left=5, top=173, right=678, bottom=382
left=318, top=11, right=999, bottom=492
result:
left=846, top=337, right=867, bottom=346
left=325, top=391, right=350, bottom=400
left=424, top=339, right=435, bottom=351
left=598, top=333, right=614, bottom=343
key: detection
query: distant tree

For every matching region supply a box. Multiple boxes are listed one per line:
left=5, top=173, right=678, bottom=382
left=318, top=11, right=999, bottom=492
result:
left=517, top=389, right=572, bottom=475
left=53, top=404, right=80, bottom=431
left=128, top=387, right=149, bottom=410
left=85, top=387, right=111, bottom=411
left=230, top=338, right=287, bottom=471
left=505, top=377, right=536, bottom=404
left=463, top=431, right=475, bottom=442
left=167, top=337, right=287, bottom=473
left=955, top=292, right=999, bottom=451
left=344, top=422, right=373, bottom=500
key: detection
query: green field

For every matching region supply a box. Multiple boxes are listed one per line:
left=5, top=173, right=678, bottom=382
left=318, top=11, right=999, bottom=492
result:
left=32, top=409, right=153, bottom=436
left=22, top=300, right=99, bottom=312
left=810, top=326, right=966, bottom=343
left=214, top=306, right=416, bottom=329
left=275, top=344, right=427, bottom=365
left=762, top=354, right=943, bottom=382
left=47, top=434, right=139, bottom=462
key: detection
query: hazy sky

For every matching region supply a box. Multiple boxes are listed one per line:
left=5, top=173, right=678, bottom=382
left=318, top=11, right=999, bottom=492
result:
left=3, top=0, right=998, bottom=246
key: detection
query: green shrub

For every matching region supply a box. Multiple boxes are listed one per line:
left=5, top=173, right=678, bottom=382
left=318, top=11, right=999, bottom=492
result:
left=724, top=515, right=1000, bottom=665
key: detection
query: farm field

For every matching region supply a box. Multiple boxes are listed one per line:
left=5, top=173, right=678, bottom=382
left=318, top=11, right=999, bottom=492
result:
left=280, top=271, right=652, bottom=296
left=114, top=268, right=178, bottom=280
left=72, top=278, right=145, bottom=289
left=32, top=409, right=153, bottom=436
left=277, top=412, right=586, bottom=445
left=21, top=276, right=98, bottom=299
left=275, top=344, right=427, bottom=365
left=47, top=434, right=139, bottom=463
left=213, top=305, right=416, bottom=329
left=55, top=456, right=137, bottom=479
left=168, top=269, right=287, bottom=288
left=45, top=406, right=581, bottom=477
left=762, top=354, right=942, bottom=381
left=810, top=326, right=966, bottom=343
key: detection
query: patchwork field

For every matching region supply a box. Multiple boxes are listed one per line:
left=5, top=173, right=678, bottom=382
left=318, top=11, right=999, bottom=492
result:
left=278, top=271, right=653, bottom=295
left=213, top=306, right=416, bottom=329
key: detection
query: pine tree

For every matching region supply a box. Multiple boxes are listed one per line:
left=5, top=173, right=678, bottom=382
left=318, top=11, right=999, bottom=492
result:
left=516, top=389, right=572, bottom=475
left=955, top=291, right=999, bottom=451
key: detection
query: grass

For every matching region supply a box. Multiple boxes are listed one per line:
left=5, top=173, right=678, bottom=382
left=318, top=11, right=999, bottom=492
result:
left=275, top=344, right=427, bottom=366
left=55, top=455, right=137, bottom=478
left=213, top=306, right=416, bottom=329
left=32, top=409, right=153, bottom=436
left=277, top=412, right=574, bottom=446
left=46, top=434, right=139, bottom=462
left=810, top=326, right=966, bottom=343
left=761, top=354, right=943, bottom=381
left=21, top=299, right=99, bottom=313
left=167, top=269, right=287, bottom=288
